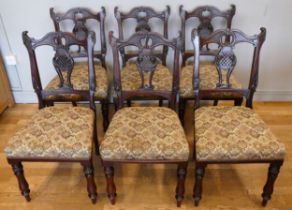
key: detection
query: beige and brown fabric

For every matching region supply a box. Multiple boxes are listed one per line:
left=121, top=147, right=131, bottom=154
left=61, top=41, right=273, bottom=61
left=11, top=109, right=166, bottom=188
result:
left=180, top=62, right=242, bottom=98
left=100, top=107, right=189, bottom=161
left=5, top=106, right=94, bottom=160
left=195, top=106, right=286, bottom=161
left=121, top=62, right=172, bottom=91
left=45, top=63, right=108, bottom=100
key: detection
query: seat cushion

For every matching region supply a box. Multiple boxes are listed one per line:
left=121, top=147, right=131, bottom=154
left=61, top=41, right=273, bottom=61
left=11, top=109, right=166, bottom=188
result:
left=179, top=62, right=242, bottom=98
left=100, top=107, right=189, bottom=161
left=4, top=106, right=94, bottom=160
left=45, top=63, right=108, bottom=100
left=121, top=63, right=172, bottom=91
left=195, top=106, right=286, bottom=161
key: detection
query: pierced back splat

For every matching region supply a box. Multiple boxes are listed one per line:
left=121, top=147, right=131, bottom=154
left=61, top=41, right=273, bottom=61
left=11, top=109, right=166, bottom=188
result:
left=214, top=34, right=237, bottom=88
left=72, top=11, right=89, bottom=41
left=52, top=37, right=75, bottom=89
left=136, top=37, right=158, bottom=89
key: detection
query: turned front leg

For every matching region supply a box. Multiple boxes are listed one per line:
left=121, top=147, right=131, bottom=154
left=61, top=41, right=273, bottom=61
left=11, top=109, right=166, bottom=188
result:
left=104, top=165, right=116, bottom=204
left=82, top=162, right=97, bottom=204
left=10, top=161, right=31, bottom=201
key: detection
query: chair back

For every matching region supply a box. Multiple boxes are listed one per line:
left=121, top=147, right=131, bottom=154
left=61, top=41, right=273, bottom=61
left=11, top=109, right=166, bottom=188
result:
left=115, top=6, right=170, bottom=66
left=192, top=27, right=266, bottom=109
left=50, top=7, right=106, bottom=67
left=180, top=5, right=236, bottom=65
left=110, top=31, right=181, bottom=110
left=22, top=31, right=96, bottom=110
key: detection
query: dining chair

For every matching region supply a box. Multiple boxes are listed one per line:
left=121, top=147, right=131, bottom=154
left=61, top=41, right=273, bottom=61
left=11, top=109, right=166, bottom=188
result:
left=114, top=6, right=170, bottom=107
left=4, top=31, right=98, bottom=203
left=99, top=31, right=189, bottom=207
left=191, top=27, right=286, bottom=206
left=179, top=5, right=243, bottom=124
left=50, top=7, right=109, bottom=131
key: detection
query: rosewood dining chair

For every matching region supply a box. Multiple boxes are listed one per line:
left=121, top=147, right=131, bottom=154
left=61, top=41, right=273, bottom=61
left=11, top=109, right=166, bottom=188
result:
left=114, top=6, right=170, bottom=107
left=179, top=5, right=244, bottom=124
left=4, top=31, right=98, bottom=203
left=99, top=31, right=189, bottom=207
left=191, top=27, right=286, bottom=206
left=50, top=7, right=109, bottom=131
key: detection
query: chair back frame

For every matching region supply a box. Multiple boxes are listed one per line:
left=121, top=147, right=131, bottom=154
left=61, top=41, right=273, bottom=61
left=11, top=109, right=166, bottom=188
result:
left=114, top=6, right=170, bottom=66
left=180, top=5, right=236, bottom=65
left=50, top=7, right=107, bottom=68
left=22, top=31, right=96, bottom=110
left=109, top=31, right=182, bottom=111
left=192, top=27, right=266, bottom=110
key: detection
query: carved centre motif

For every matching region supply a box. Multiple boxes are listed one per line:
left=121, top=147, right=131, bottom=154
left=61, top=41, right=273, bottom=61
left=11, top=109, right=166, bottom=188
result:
left=52, top=40, right=74, bottom=89
left=214, top=45, right=237, bottom=88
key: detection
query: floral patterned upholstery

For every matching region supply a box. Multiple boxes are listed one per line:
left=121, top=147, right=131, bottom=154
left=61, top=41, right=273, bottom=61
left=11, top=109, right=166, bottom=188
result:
left=45, top=63, right=108, bottom=100
left=5, top=106, right=94, bottom=160
left=121, top=62, right=172, bottom=91
left=100, top=107, right=189, bottom=161
left=195, top=106, right=286, bottom=161
left=180, top=62, right=242, bottom=98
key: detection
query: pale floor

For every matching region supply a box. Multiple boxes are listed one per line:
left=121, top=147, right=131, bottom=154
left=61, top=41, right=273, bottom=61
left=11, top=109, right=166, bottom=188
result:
left=0, top=102, right=291, bottom=210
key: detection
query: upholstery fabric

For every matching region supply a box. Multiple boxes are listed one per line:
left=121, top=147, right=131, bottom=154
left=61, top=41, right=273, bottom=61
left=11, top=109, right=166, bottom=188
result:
left=5, top=106, right=94, bottom=160
left=100, top=107, right=189, bottom=161
left=195, top=106, right=286, bottom=161
left=121, top=63, right=172, bottom=91
left=45, top=63, right=108, bottom=100
left=179, top=62, right=242, bottom=98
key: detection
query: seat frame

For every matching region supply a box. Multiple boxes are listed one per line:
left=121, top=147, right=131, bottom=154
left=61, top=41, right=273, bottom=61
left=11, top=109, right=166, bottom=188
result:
left=191, top=27, right=284, bottom=206
left=179, top=5, right=241, bottom=124
left=50, top=7, right=109, bottom=131
left=102, top=31, right=188, bottom=207
left=10, top=31, right=98, bottom=203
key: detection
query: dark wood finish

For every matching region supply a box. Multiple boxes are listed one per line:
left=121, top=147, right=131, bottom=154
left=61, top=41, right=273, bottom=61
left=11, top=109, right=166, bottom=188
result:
left=110, top=30, right=180, bottom=110
left=50, top=7, right=107, bottom=68
left=114, top=6, right=170, bottom=66
left=179, top=4, right=238, bottom=124
left=180, top=4, right=235, bottom=65
left=192, top=28, right=283, bottom=207
left=50, top=7, right=109, bottom=131
left=9, top=31, right=98, bottom=203
left=114, top=6, right=170, bottom=107
left=103, top=31, right=187, bottom=206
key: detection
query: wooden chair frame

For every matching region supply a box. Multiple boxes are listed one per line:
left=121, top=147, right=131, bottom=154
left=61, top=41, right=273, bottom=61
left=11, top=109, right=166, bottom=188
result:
left=102, top=31, right=188, bottom=207
left=7, top=31, right=98, bottom=203
left=192, top=27, right=284, bottom=206
left=114, top=6, right=170, bottom=107
left=179, top=4, right=240, bottom=124
left=50, top=7, right=109, bottom=131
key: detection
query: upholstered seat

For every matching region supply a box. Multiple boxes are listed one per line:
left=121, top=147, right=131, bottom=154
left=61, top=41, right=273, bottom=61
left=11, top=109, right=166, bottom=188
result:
left=100, top=107, right=189, bottom=161
left=121, top=63, right=172, bottom=91
left=5, top=106, right=94, bottom=160
left=45, top=63, right=108, bottom=100
left=180, top=62, right=242, bottom=98
left=195, top=106, right=286, bottom=161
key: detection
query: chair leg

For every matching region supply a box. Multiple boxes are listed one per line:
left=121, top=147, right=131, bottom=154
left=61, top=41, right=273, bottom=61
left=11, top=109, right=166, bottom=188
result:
left=101, top=101, right=109, bottom=131
left=176, top=162, right=187, bottom=207
left=93, top=113, right=99, bottom=156
left=261, top=161, right=283, bottom=206
left=193, top=163, right=206, bottom=206
left=104, top=165, right=116, bottom=204
left=9, top=161, right=31, bottom=202
left=81, top=161, right=97, bottom=204
left=159, top=99, right=163, bottom=107
left=72, top=101, right=77, bottom=106
left=127, top=100, right=131, bottom=107
left=179, top=99, right=186, bottom=126
left=213, top=100, right=219, bottom=106
left=234, top=98, right=243, bottom=106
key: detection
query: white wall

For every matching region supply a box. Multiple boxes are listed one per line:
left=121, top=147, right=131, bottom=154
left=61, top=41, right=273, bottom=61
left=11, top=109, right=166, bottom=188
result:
left=0, top=0, right=292, bottom=103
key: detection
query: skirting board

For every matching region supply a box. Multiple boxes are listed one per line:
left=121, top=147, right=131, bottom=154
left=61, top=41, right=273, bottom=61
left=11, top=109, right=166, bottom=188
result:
left=12, top=90, right=292, bottom=103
